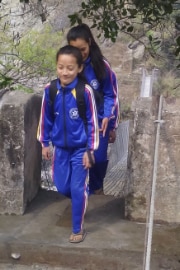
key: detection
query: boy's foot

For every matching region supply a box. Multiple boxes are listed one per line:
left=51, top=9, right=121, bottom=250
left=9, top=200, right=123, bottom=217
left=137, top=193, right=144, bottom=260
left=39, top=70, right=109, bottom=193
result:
left=69, top=229, right=87, bottom=243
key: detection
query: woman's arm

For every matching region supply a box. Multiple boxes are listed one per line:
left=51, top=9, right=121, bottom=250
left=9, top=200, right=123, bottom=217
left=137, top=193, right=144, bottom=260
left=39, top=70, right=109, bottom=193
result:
left=101, top=60, right=120, bottom=129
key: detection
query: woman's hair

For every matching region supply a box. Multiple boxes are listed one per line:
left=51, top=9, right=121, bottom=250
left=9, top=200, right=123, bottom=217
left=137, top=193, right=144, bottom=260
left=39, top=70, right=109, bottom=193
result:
left=67, top=24, right=106, bottom=82
left=56, top=45, right=83, bottom=68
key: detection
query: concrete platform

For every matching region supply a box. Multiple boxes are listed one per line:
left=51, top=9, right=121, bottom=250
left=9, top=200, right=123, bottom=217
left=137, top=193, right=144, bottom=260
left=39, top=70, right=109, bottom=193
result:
left=0, top=189, right=180, bottom=270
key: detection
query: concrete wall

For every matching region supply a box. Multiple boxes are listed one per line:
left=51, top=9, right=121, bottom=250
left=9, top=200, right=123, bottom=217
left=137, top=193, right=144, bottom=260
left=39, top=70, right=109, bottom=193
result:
left=0, top=90, right=42, bottom=214
left=156, top=97, right=180, bottom=223
left=126, top=96, right=180, bottom=224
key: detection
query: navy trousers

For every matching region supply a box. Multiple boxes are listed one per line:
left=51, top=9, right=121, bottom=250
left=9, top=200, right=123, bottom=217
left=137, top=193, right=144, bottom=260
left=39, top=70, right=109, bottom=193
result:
left=89, top=125, right=109, bottom=193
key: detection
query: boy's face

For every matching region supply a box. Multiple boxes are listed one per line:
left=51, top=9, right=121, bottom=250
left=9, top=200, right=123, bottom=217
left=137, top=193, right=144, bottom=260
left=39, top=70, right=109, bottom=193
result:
left=57, top=54, right=82, bottom=87
left=69, top=38, right=90, bottom=62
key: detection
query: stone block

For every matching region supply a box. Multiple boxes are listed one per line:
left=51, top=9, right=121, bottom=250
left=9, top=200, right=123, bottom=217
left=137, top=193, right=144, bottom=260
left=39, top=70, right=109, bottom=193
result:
left=126, top=97, right=180, bottom=224
left=0, top=90, right=42, bottom=215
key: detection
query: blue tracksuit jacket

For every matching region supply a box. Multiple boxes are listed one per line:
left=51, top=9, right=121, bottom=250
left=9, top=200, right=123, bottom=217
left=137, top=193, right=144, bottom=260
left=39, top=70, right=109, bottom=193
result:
left=83, top=57, right=119, bottom=130
left=37, top=77, right=99, bottom=151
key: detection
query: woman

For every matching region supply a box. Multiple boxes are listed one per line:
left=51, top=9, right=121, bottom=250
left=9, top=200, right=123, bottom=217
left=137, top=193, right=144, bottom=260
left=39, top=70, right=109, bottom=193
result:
left=67, top=24, right=119, bottom=194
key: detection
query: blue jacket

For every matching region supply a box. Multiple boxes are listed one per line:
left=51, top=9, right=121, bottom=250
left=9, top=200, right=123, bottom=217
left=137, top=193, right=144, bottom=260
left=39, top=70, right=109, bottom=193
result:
left=83, top=57, right=119, bottom=129
left=37, top=77, right=99, bottom=150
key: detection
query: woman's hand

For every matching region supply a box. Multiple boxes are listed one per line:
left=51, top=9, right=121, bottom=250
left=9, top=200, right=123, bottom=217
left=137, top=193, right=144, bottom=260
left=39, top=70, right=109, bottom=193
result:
left=42, top=146, right=51, bottom=160
left=108, top=129, right=116, bottom=143
left=99, top=117, right=109, bottom=137
left=83, top=150, right=95, bottom=169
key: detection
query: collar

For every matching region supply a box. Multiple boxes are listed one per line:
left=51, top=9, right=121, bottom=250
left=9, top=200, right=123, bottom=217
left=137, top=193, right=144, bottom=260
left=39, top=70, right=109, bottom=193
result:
left=56, top=77, right=78, bottom=92
left=84, top=56, right=91, bottom=65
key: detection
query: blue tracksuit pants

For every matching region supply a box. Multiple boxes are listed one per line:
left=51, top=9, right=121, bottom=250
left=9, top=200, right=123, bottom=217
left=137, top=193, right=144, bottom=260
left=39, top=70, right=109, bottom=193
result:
left=52, top=147, right=88, bottom=234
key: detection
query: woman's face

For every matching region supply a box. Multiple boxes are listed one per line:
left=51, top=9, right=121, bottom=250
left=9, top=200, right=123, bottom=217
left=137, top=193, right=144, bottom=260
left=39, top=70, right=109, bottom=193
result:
left=56, top=54, right=82, bottom=87
left=69, top=38, right=90, bottom=62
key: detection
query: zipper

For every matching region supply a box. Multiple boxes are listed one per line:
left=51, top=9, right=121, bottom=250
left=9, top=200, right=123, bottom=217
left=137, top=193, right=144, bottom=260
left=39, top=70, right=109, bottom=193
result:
left=62, top=88, right=68, bottom=147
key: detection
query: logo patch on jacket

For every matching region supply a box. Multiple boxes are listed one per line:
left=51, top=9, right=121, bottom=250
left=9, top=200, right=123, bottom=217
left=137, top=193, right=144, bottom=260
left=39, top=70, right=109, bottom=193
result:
left=90, top=79, right=99, bottom=90
left=69, top=108, right=79, bottom=119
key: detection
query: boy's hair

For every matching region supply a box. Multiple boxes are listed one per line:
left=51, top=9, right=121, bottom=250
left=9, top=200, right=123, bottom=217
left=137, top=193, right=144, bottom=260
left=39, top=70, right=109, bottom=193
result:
left=67, top=24, right=106, bottom=82
left=56, top=45, right=83, bottom=68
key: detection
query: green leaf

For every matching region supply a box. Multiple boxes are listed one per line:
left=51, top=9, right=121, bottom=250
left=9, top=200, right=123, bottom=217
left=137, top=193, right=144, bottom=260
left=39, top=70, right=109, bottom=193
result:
left=148, top=35, right=153, bottom=42
left=122, top=9, right=127, bottom=16
left=82, top=2, right=86, bottom=9
left=91, top=23, right=97, bottom=28
left=0, top=75, right=13, bottom=89
left=176, top=16, right=180, bottom=24
left=128, top=9, right=137, bottom=16
left=127, top=26, right=134, bottom=32
left=164, top=4, right=173, bottom=14
left=175, top=47, right=180, bottom=56
left=176, top=36, right=180, bottom=46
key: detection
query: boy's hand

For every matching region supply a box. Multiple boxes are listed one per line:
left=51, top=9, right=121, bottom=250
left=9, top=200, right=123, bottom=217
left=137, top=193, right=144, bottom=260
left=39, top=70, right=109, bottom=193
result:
left=83, top=150, right=95, bottom=169
left=42, top=146, right=51, bottom=160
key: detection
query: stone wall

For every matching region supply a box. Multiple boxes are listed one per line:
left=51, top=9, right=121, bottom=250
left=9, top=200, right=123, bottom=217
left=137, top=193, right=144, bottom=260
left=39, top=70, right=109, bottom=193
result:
left=156, top=98, right=180, bottom=223
left=126, top=96, right=180, bottom=224
left=0, top=91, right=42, bottom=214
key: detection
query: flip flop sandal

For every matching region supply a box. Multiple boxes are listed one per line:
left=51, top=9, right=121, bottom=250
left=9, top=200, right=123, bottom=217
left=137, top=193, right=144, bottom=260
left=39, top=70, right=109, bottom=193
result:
left=69, top=229, right=87, bottom=243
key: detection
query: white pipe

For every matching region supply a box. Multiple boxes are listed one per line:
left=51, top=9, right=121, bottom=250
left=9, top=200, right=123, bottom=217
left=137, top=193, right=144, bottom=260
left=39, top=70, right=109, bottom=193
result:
left=143, top=95, right=164, bottom=270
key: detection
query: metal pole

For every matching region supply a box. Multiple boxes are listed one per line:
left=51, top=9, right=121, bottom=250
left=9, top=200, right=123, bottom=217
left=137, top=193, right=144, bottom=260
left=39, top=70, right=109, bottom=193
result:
left=143, top=95, right=164, bottom=270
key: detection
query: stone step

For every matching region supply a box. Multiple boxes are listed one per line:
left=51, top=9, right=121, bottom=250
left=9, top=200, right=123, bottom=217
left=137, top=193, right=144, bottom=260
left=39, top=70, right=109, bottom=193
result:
left=0, top=190, right=179, bottom=270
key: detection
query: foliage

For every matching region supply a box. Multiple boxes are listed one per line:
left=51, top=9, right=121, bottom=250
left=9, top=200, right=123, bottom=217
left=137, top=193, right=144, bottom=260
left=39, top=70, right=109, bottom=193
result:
left=18, top=24, right=61, bottom=76
left=153, top=72, right=180, bottom=97
left=0, top=23, right=62, bottom=91
left=0, top=0, right=62, bottom=91
left=68, top=0, right=180, bottom=68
